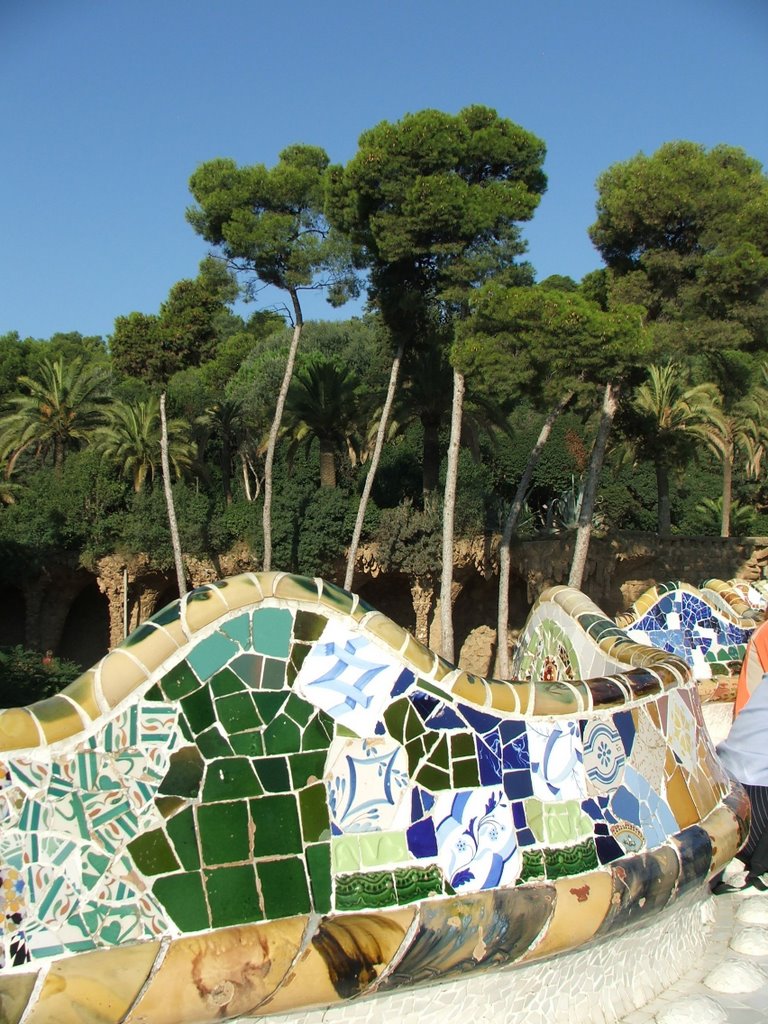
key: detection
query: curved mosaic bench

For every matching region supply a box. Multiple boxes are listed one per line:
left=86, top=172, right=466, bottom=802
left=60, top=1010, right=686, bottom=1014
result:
left=615, top=579, right=757, bottom=679
left=726, top=576, right=768, bottom=614
left=0, top=573, right=749, bottom=1024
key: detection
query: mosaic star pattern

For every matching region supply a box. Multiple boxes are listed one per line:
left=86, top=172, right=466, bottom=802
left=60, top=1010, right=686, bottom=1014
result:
left=0, top=573, right=750, bottom=1024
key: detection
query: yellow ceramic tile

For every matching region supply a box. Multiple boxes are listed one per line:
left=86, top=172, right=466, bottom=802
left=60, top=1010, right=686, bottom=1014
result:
left=0, top=970, right=38, bottom=1024
left=119, top=624, right=181, bottom=674
left=97, top=649, right=151, bottom=709
left=665, top=767, right=700, bottom=828
left=362, top=612, right=407, bottom=653
left=704, top=801, right=745, bottom=874
left=530, top=682, right=582, bottom=716
left=32, top=695, right=88, bottom=744
left=486, top=681, right=522, bottom=714
left=126, top=918, right=308, bottom=1024
left=275, top=573, right=322, bottom=605
left=0, top=707, right=44, bottom=752
left=450, top=671, right=489, bottom=705
left=260, top=909, right=415, bottom=1016
left=210, top=573, right=264, bottom=612
left=181, top=587, right=229, bottom=634
left=60, top=670, right=100, bottom=722
left=400, top=634, right=437, bottom=678
left=26, top=942, right=159, bottom=1024
left=521, top=870, right=612, bottom=961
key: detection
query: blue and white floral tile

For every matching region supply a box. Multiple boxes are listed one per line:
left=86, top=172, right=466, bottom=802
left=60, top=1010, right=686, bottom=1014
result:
left=324, top=735, right=410, bottom=834
left=432, top=787, right=520, bottom=892
left=582, top=719, right=627, bottom=794
left=526, top=720, right=586, bottom=802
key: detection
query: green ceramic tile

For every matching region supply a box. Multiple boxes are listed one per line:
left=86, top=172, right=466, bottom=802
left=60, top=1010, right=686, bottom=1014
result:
left=331, top=835, right=361, bottom=873
left=358, top=830, right=408, bottom=867
left=155, top=796, right=185, bottom=818
left=216, top=691, right=259, bottom=733
left=196, top=725, right=234, bottom=758
left=220, top=613, right=251, bottom=649
left=518, top=849, right=546, bottom=883
left=158, top=746, right=204, bottom=799
left=429, top=733, right=450, bottom=770
left=264, top=714, right=301, bottom=755
left=205, top=864, right=263, bottom=927
left=153, top=871, right=208, bottom=931
left=252, top=608, right=293, bottom=658
left=262, top=658, right=288, bottom=690
left=252, top=756, right=291, bottom=793
left=198, top=800, right=251, bottom=865
left=417, top=680, right=453, bottom=703
left=289, top=750, right=327, bottom=788
left=145, top=683, right=164, bottom=702
left=251, top=794, right=302, bottom=856
left=230, top=730, right=265, bottom=757
left=300, top=711, right=334, bottom=751
left=252, top=691, right=288, bottom=722
left=166, top=806, right=200, bottom=870
left=258, top=857, right=311, bottom=919
left=151, top=601, right=182, bottom=627
left=203, top=757, right=263, bottom=801
left=161, top=660, right=200, bottom=700
left=404, top=706, right=426, bottom=742
left=543, top=838, right=598, bottom=879
left=405, top=736, right=427, bottom=773
left=283, top=692, right=314, bottom=727
left=306, top=842, right=331, bottom=913
left=180, top=685, right=216, bottom=734
left=320, top=580, right=354, bottom=615
left=230, top=653, right=264, bottom=688
left=210, top=667, right=246, bottom=697
left=187, top=631, right=240, bottom=681
left=384, top=700, right=407, bottom=741
left=335, top=871, right=396, bottom=911
left=299, top=782, right=330, bottom=842
left=287, top=642, right=312, bottom=685
left=414, top=761, right=451, bottom=791
left=293, top=611, right=328, bottom=642
left=394, top=865, right=444, bottom=903
left=128, top=828, right=180, bottom=876
left=452, top=757, right=480, bottom=788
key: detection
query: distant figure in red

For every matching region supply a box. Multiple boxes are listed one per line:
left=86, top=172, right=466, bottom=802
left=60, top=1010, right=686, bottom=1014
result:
left=41, top=649, right=53, bottom=666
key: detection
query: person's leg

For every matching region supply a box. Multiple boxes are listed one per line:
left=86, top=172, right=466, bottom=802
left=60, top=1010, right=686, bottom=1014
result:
left=745, top=784, right=768, bottom=886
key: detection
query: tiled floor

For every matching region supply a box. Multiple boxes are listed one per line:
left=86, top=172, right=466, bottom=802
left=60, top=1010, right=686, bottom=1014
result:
left=619, top=880, right=768, bottom=1023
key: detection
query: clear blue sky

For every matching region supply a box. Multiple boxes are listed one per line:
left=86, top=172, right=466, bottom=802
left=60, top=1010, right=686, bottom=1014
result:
left=1, top=0, right=767, bottom=341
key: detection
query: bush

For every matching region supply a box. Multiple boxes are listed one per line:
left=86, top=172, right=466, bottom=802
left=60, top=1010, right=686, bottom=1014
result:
left=0, top=646, right=82, bottom=707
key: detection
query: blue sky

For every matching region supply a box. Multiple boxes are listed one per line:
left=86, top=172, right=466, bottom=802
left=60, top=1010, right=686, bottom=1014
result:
left=1, top=0, right=767, bottom=341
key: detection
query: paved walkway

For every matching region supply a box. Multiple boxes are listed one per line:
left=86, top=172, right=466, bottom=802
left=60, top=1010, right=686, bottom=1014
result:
left=619, top=874, right=768, bottom=1023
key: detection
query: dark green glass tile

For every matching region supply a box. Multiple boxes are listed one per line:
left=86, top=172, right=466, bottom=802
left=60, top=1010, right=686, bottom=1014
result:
left=216, top=691, right=259, bottom=734
left=166, top=806, right=200, bottom=870
left=394, top=865, right=444, bottom=903
left=178, top=716, right=194, bottom=742
left=293, top=611, right=328, bottom=642
left=289, top=751, right=327, bottom=788
left=145, top=684, right=164, bottom=702
left=161, top=660, right=200, bottom=700
left=335, top=871, right=396, bottom=911
left=405, top=736, right=427, bottom=773
left=320, top=579, right=354, bottom=615
left=231, top=653, right=264, bottom=689
left=384, top=699, right=409, bottom=743
left=252, top=756, right=290, bottom=793
left=430, top=734, right=450, bottom=771
left=414, top=762, right=451, bottom=791
left=452, top=757, right=480, bottom=788
left=404, top=706, right=426, bottom=742
left=306, top=842, right=331, bottom=913
left=450, top=732, right=475, bottom=758
left=187, top=631, right=240, bottom=681
left=205, top=865, right=263, bottom=927
left=252, top=691, right=288, bottom=722
left=301, top=711, right=334, bottom=752
left=543, top=838, right=598, bottom=880
left=153, top=871, right=208, bottom=931
left=230, top=730, right=265, bottom=757
left=198, top=800, right=251, bottom=866
left=258, top=857, right=311, bottom=919
left=203, top=757, right=262, bottom=801
left=284, top=693, right=314, bottom=727
left=158, top=745, right=204, bottom=799
left=518, top=849, right=546, bottom=883
left=262, top=658, right=287, bottom=690
left=220, top=613, right=251, bottom=649
left=264, top=714, right=301, bottom=755
left=128, top=828, right=180, bottom=876
left=299, top=783, right=330, bottom=842
left=196, top=725, right=234, bottom=758
left=251, top=794, right=302, bottom=856
left=252, top=608, right=293, bottom=658
left=155, top=796, right=185, bottom=818
left=287, top=643, right=312, bottom=686
left=180, top=686, right=216, bottom=734
left=210, top=667, right=246, bottom=697
left=417, top=680, right=454, bottom=703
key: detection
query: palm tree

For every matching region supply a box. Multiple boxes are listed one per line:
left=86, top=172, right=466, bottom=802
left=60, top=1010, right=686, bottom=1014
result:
left=98, top=395, right=194, bottom=492
left=0, top=356, right=109, bottom=476
left=629, top=363, right=723, bottom=536
left=701, top=393, right=768, bottom=537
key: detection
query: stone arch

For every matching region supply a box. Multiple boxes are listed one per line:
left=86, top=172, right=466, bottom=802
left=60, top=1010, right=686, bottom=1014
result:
left=357, top=573, right=416, bottom=634
left=152, top=584, right=180, bottom=616
left=0, top=585, right=26, bottom=648
left=57, top=580, right=111, bottom=670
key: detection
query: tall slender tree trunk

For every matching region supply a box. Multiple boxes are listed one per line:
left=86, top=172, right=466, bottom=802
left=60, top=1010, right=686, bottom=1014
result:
left=496, top=391, right=573, bottom=678
left=656, top=459, right=671, bottom=537
left=262, top=288, right=303, bottom=571
left=160, top=392, right=187, bottom=598
left=440, top=368, right=465, bottom=662
left=568, top=381, right=620, bottom=590
left=344, top=342, right=404, bottom=591
left=422, top=415, right=441, bottom=507
left=721, top=443, right=733, bottom=538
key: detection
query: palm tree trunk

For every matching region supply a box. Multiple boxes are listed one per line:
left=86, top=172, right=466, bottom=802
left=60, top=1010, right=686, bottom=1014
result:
left=344, top=341, right=404, bottom=591
left=496, top=391, right=573, bottom=678
left=319, top=445, right=336, bottom=488
left=569, top=381, right=619, bottom=590
left=721, top=443, right=733, bottom=538
left=262, top=288, right=303, bottom=572
left=160, top=392, right=187, bottom=597
left=440, top=368, right=465, bottom=662
left=656, top=459, right=671, bottom=536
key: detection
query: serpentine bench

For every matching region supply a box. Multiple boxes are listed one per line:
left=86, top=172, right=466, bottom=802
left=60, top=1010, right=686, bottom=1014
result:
left=0, top=573, right=748, bottom=1024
